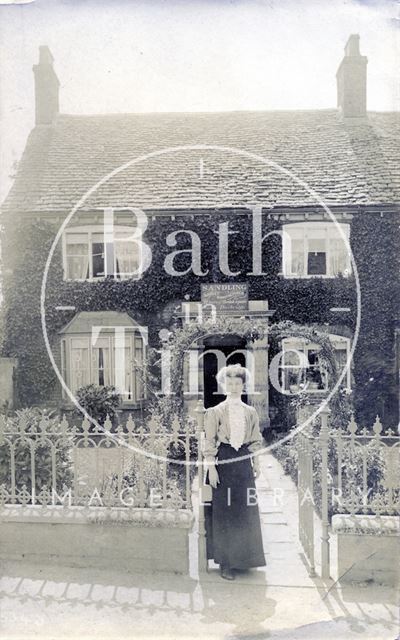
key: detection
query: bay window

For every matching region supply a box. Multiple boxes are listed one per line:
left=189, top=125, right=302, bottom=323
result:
left=60, top=323, right=146, bottom=404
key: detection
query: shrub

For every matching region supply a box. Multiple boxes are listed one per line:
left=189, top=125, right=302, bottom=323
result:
left=272, top=427, right=394, bottom=517
left=0, top=407, right=73, bottom=494
left=74, top=384, right=121, bottom=426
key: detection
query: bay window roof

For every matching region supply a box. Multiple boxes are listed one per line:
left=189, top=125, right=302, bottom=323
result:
left=59, top=311, right=140, bottom=335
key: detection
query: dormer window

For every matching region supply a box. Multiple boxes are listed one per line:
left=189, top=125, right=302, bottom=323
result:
left=282, top=222, right=351, bottom=278
left=62, top=225, right=142, bottom=282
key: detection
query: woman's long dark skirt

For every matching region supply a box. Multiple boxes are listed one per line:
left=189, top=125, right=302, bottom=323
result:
left=204, top=442, right=266, bottom=570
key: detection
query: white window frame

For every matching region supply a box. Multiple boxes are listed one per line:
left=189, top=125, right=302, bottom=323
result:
left=282, top=222, right=351, bottom=278
left=60, top=330, right=147, bottom=405
left=280, top=334, right=351, bottom=394
left=62, top=224, right=142, bottom=282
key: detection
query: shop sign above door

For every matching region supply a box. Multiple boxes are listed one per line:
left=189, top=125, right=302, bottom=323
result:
left=201, top=283, right=248, bottom=311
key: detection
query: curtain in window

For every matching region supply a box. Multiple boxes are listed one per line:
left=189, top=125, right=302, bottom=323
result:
left=113, top=334, right=145, bottom=402
left=114, top=235, right=139, bottom=278
left=290, top=238, right=305, bottom=276
left=282, top=228, right=305, bottom=276
left=70, top=339, right=89, bottom=392
left=133, top=334, right=144, bottom=400
left=66, top=234, right=89, bottom=279
left=92, top=342, right=110, bottom=387
left=124, top=344, right=133, bottom=400
left=114, top=340, right=133, bottom=401
left=329, top=238, right=349, bottom=276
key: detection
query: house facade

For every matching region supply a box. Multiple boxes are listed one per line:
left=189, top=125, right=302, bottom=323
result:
left=1, top=35, right=399, bottom=431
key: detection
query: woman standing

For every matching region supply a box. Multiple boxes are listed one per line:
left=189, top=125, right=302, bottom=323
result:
left=203, top=363, right=266, bottom=580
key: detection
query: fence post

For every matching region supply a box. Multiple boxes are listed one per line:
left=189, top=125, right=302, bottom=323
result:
left=320, top=404, right=331, bottom=580
left=306, top=426, right=316, bottom=577
left=195, top=396, right=208, bottom=573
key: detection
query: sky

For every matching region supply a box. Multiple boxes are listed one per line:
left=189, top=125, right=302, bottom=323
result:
left=0, top=0, right=399, bottom=203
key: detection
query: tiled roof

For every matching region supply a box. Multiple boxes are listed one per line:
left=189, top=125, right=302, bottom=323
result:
left=2, top=109, right=400, bottom=214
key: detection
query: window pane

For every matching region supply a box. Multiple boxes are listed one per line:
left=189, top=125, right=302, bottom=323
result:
left=305, top=349, right=325, bottom=388
left=125, top=345, right=133, bottom=400
left=290, top=239, right=304, bottom=276
left=281, top=342, right=307, bottom=390
left=66, top=242, right=88, bottom=257
left=134, top=335, right=144, bottom=399
left=66, top=233, right=88, bottom=245
left=328, top=223, right=350, bottom=241
left=67, top=254, right=90, bottom=279
left=70, top=340, right=89, bottom=392
left=112, top=334, right=145, bottom=401
left=307, top=251, right=326, bottom=275
left=114, top=340, right=132, bottom=401
left=92, top=345, right=111, bottom=387
left=66, top=239, right=89, bottom=279
left=92, top=242, right=105, bottom=277
left=61, top=340, right=67, bottom=394
left=280, top=366, right=306, bottom=390
left=115, top=239, right=140, bottom=278
left=114, top=230, right=137, bottom=241
left=306, top=228, right=326, bottom=239
left=329, top=238, right=350, bottom=276
left=283, top=348, right=303, bottom=367
left=308, top=238, right=325, bottom=252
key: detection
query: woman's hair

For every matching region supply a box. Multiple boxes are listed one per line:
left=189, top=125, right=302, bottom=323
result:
left=216, top=363, right=252, bottom=390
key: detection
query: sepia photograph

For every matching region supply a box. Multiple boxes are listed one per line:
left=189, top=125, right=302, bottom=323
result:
left=0, top=1, right=399, bottom=638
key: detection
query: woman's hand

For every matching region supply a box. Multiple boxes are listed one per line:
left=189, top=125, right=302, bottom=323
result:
left=207, top=463, right=220, bottom=488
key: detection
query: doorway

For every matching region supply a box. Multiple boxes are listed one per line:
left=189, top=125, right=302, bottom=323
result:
left=202, top=334, right=248, bottom=408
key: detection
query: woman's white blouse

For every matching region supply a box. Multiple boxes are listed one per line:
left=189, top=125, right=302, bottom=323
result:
left=227, top=398, right=246, bottom=450
left=203, top=398, right=263, bottom=462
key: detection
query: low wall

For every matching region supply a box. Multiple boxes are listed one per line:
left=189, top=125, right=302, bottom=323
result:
left=332, top=514, right=400, bottom=586
left=0, top=505, right=194, bottom=575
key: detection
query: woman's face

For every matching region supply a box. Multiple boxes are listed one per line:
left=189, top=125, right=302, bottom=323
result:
left=224, top=375, right=244, bottom=397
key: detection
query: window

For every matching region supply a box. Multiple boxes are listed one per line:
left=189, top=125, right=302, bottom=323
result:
left=280, top=334, right=351, bottom=393
left=62, top=225, right=142, bottom=281
left=282, top=222, right=351, bottom=278
left=61, top=330, right=146, bottom=403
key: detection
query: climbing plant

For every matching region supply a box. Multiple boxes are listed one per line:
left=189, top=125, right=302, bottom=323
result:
left=0, top=208, right=398, bottom=428
left=143, top=316, right=352, bottom=434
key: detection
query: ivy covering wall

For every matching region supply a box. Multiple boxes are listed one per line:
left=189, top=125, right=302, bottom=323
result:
left=0, top=209, right=398, bottom=427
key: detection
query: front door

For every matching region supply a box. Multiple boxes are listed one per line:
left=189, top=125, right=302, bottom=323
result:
left=202, top=335, right=248, bottom=408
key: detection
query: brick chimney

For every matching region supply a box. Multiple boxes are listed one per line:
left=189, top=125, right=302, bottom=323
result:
left=33, top=46, right=59, bottom=125
left=336, top=34, right=368, bottom=118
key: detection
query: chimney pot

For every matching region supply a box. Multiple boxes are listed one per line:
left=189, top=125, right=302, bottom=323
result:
left=39, top=45, right=54, bottom=65
left=336, top=34, right=368, bottom=119
left=33, top=46, right=59, bottom=125
left=345, top=34, right=360, bottom=57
